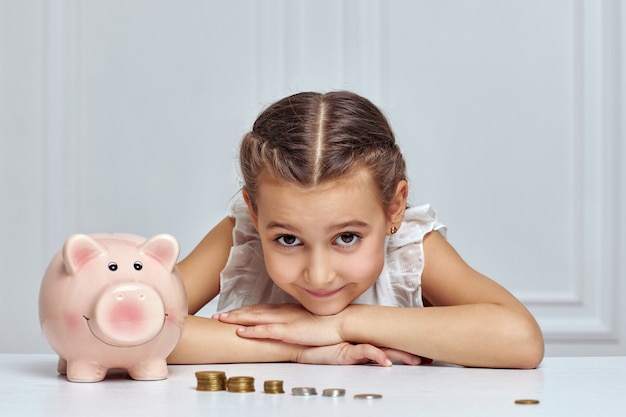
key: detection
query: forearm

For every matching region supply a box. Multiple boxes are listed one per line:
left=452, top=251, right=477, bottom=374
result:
left=340, top=304, right=544, bottom=369
left=168, top=315, right=300, bottom=364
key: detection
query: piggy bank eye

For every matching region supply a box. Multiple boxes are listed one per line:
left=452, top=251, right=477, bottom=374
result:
left=133, top=261, right=143, bottom=271
left=108, top=262, right=118, bottom=271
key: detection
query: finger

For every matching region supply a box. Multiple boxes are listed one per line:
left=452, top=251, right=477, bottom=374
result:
left=346, top=344, right=392, bottom=367
left=212, top=309, right=283, bottom=326
left=236, top=325, right=324, bottom=346
left=235, top=324, right=287, bottom=340
left=383, top=348, right=423, bottom=365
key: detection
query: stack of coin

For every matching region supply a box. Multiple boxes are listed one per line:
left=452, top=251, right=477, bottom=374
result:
left=195, top=371, right=227, bottom=391
left=292, top=387, right=318, bottom=396
left=227, top=376, right=255, bottom=393
left=263, top=380, right=285, bottom=394
left=322, top=388, right=346, bottom=397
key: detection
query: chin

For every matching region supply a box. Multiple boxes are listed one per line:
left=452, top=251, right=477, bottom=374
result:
left=303, top=302, right=346, bottom=317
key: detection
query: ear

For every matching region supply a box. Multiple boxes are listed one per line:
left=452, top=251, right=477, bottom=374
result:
left=62, top=234, right=106, bottom=275
left=242, top=188, right=259, bottom=231
left=139, top=234, right=180, bottom=272
left=386, top=180, right=408, bottom=232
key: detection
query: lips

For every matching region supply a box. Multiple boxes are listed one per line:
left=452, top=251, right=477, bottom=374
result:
left=305, top=286, right=344, bottom=298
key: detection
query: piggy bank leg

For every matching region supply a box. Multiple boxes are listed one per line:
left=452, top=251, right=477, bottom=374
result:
left=127, top=359, right=169, bottom=381
left=57, top=357, right=67, bottom=375
left=65, top=360, right=108, bottom=382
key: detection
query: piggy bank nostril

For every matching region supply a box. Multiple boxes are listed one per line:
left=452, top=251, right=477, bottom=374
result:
left=116, top=294, right=124, bottom=301
left=139, top=294, right=145, bottom=301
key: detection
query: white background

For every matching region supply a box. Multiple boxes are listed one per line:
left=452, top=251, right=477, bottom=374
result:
left=1, top=0, right=624, bottom=357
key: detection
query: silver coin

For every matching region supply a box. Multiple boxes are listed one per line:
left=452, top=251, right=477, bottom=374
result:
left=322, top=388, right=346, bottom=397
left=292, top=387, right=318, bottom=396
left=354, top=393, right=382, bottom=400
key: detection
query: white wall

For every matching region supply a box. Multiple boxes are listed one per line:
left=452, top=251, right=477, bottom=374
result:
left=1, top=0, right=624, bottom=357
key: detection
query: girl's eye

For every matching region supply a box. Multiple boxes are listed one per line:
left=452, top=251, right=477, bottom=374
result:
left=276, top=234, right=301, bottom=247
left=334, top=233, right=360, bottom=246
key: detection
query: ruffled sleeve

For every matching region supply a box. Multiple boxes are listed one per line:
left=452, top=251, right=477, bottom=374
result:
left=217, top=196, right=296, bottom=313
left=379, top=204, right=447, bottom=308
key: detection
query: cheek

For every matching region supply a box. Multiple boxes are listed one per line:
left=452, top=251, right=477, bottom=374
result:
left=340, top=242, right=386, bottom=285
left=263, top=252, right=298, bottom=286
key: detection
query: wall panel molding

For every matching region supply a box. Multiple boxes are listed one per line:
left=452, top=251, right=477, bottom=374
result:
left=530, top=0, right=622, bottom=342
left=43, top=0, right=81, bottom=256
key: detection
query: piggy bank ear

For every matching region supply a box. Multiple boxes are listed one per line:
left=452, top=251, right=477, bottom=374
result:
left=62, top=234, right=106, bottom=275
left=139, top=234, right=180, bottom=271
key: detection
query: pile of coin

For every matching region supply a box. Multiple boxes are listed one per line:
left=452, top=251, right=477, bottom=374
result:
left=322, top=388, right=346, bottom=397
left=227, top=376, right=255, bottom=393
left=291, top=387, right=318, bottom=396
left=195, top=371, right=227, bottom=391
left=194, top=370, right=384, bottom=400
left=263, top=380, right=285, bottom=394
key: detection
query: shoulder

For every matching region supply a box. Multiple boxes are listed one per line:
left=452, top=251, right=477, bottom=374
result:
left=393, top=204, right=447, bottom=246
left=378, top=204, right=446, bottom=307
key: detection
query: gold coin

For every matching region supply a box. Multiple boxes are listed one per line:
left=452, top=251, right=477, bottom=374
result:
left=264, top=380, right=285, bottom=394
left=195, top=370, right=226, bottom=379
left=354, top=393, right=382, bottom=399
left=292, top=387, right=318, bottom=396
left=322, top=388, right=346, bottom=397
left=515, top=399, right=540, bottom=405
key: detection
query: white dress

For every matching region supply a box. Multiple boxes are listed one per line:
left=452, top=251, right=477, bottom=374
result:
left=217, top=196, right=447, bottom=313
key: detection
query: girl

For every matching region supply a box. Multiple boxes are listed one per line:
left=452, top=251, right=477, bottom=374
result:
left=168, top=91, right=544, bottom=369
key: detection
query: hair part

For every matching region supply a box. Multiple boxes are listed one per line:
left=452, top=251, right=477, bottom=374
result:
left=240, top=91, right=407, bottom=213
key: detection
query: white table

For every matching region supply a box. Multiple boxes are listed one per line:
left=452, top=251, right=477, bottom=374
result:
left=1, top=355, right=624, bottom=416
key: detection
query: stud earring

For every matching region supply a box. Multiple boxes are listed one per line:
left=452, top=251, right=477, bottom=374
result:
left=390, top=226, right=398, bottom=235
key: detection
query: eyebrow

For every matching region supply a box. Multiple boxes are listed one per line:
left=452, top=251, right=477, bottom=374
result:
left=265, top=220, right=369, bottom=233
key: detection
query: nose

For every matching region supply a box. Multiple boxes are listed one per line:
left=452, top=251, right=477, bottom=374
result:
left=303, top=248, right=336, bottom=287
left=88, top=283, right=165, bottom=347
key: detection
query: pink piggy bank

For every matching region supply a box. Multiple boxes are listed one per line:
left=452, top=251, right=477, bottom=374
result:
left=39, top=233, right=187, bottom=382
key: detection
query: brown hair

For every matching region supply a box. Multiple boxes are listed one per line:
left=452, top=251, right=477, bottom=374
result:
left=240, top=91, right=407, bottom=212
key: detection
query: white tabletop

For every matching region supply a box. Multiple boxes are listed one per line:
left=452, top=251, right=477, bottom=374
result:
left=1, top=354, right=624, bottom=417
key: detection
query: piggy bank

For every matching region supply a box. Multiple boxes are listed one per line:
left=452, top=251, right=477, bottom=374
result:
left=39, top=233, right=187, bottom=382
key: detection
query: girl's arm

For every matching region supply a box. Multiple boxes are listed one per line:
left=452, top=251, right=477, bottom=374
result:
left=343, top=231, right=544, bottom=368
left=167, top=217, right=400, bottom=366
left=219, top=231, right=544, bottom=369
left=168, top=314, right=404, bottom=366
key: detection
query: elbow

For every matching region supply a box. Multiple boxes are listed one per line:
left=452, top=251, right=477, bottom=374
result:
left=512, top=319, right=545, bottom=369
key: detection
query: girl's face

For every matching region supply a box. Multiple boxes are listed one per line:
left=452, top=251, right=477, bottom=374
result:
left=246, top=170, right=398, bottom=316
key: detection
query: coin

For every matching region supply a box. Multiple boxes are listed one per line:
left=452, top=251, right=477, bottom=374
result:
left=264, top=380, right=285, bottom=394
left=195, top=370, right=227, bottom=391
left=515, top=399, right=540, bottom=405
left=322, top=388, right=346, bottom=397
left=292, top=387, right=318, bottom=396
left=227, top=376, right=255, bottom=393
left=354, top=393, right=383, bottom=400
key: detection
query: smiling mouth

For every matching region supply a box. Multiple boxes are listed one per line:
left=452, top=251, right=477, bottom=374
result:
left=305, top=287, right=344, bottom=298
left=83, top=314, right=167, bottom=347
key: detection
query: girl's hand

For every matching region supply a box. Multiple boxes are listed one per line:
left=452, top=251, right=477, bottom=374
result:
left=213, top=304, right=427, bottom=366
left=213, top=303, right=342, bottom=346
left=296, top=343, right=425, bottom=366
left=297, top=342, right=391, bottom=366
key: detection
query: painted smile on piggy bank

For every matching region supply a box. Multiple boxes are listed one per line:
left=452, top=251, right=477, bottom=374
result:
left=82, top=281, right=168, bottom=348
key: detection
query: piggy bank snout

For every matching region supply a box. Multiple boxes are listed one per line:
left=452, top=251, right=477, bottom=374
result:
left=87, top=283, right=166, bottom=347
